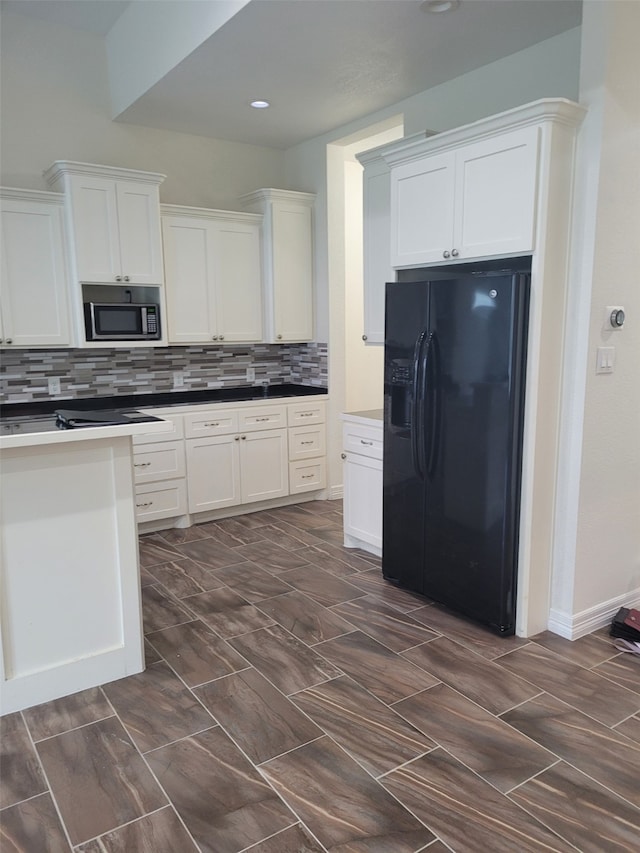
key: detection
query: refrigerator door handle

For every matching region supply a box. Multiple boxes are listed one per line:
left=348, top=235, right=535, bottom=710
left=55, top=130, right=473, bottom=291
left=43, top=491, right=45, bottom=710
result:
left=411, top=329, right=429, bottom=479
left=426, top=331, right=441, bottom=479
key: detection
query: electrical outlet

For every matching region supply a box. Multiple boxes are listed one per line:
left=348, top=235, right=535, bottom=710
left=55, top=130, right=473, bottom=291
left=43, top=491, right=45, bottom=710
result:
left=246, top=367, right=256, bottom=382
left=173, top=371, right=185, bottom=389
left=48, top=377, right=61, bottom=395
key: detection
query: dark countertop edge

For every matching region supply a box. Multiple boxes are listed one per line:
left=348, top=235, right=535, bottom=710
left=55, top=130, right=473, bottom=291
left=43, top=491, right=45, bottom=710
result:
left=0, top=384, right=328, bottom=419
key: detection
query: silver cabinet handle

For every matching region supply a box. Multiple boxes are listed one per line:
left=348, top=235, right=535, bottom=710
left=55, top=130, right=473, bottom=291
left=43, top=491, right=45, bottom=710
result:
left=301, top=474, right=314, bottom=479
left=134, top=461, right=152, bottom=468
left=341, top=453, right=347, bottom=459
left=360, top=439, right=373, bottom=446
left=301, top=440, right=314, bottom=445
left=451, top=249, right=459, bottom=257
left=362, top=334, right=368, bottom=341
left=203, top=422, right=219, bottom=427
left=300, top=412, right=314, bottom=418
left=123, top=275, right=130, bottom=282
left=256, top=417, right=270, bottom=422
left=443, top=250, right=451, bottom=259
left=136, top=501, right=153, bottom=508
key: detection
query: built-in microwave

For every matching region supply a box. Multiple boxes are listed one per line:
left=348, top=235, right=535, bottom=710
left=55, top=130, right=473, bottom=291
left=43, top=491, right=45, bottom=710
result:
left=84, top=302, right=161, bottom=341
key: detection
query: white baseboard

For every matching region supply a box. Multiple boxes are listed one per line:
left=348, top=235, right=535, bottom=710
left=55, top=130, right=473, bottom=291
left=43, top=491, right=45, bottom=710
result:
left=548, top=587, right=640, bottom=640
left=328, top=485, right=344, bottom=500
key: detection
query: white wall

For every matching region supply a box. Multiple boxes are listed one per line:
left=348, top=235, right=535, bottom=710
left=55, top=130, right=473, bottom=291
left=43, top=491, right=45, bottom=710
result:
left=550, top=0, right=640, bottom=635
left=0, top=12, right=285, bottom=207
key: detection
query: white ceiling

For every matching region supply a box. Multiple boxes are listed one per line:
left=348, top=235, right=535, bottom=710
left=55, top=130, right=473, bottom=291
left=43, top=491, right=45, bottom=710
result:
left=1, top=0, right=582, bottom=149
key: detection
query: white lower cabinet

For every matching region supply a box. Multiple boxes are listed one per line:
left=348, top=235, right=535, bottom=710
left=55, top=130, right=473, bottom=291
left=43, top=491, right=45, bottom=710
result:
left=135, top=396, right=327, bottom=528
left=132, top=415, right=187, bottom=523
left=342, top=414, right=383, bottom=556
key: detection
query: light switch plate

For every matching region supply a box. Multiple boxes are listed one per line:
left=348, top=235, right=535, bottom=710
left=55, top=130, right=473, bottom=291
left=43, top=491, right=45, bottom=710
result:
left=596, top=346, right=615, bottom=374
left=48, top=377, right=61, bottom=395
left=246, top=367, right=256, bottom=382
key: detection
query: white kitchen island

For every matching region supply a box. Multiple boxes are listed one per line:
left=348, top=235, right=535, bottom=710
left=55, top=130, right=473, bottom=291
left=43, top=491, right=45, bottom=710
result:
left=0, top=418, right=169, bottom=714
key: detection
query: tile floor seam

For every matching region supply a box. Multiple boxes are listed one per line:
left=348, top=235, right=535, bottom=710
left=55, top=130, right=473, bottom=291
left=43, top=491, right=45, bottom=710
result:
left=21, top=708, right=117, bottom=744
left=72, top=804, right=179, bottom=852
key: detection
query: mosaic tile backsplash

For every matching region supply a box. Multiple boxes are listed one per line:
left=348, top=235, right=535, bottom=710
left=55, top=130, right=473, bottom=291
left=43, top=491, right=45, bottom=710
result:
left=0, top=343, right=328, bottom=404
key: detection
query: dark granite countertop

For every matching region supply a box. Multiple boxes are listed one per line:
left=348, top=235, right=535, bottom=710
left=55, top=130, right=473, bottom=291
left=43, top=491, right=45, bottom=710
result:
left=0, top=384, right=327, bottom=420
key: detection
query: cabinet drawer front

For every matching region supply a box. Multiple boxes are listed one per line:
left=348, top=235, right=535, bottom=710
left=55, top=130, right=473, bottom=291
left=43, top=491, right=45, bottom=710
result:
left=184, top=410, right=238, bottom=438
left=287, top=401, right=326, bottom=427
left=132, top=441, right=185, bottom=484
left=289, top=425, right=326, bottom=461
left=238, top=405, right=287, bottom=432
left=289, top=459, right=326, bottom=494
left=133, top=415, right=184, bottom=445
left=135, top=480, right=187, bottom=522
left=343, top=424, right=383, bottom=459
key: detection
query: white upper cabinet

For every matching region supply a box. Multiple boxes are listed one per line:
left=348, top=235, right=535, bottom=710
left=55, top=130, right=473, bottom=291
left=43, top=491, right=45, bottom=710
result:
left=0, top=189, right=71, bottom=347
left=161, top=206, right=263, bottom=344
left=389, top=125, right=539, bottom=267
left=44, top=162, right=165, bottom=285
left=240, top=189, right=315, bottom=343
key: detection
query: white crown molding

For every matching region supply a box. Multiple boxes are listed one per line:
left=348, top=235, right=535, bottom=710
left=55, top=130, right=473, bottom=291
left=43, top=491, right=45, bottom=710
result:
left=160, top=203, right=262, bottom=223
left=0, top=186, right=65, bottom=204
left=44, top=160, right=166, bottom=188
left=239, top=188, right=316, bottom=208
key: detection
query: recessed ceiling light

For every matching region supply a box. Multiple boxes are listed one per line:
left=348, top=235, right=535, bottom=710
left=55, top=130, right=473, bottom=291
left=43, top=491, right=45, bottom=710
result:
left=250, top=100, right=270, bottom=109
left=421, top=0, right=460, bottom=13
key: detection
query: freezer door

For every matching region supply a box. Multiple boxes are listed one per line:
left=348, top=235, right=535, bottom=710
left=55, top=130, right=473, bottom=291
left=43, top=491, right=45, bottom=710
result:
left=382, top=282, right=429, bottom=592
left=423, top=273, right=529, bottom=633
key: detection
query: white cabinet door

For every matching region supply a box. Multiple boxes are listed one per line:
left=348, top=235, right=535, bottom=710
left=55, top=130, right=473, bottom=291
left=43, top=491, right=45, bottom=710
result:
left=0, top=195, right=71, bottom=347
left=162, top=211, right=262, bottom=344
left=390, top=126, right=539, bottom=267
left=115, top=181, right=164, bottom=285
left=66, top=175, right=122, bottom=282
left=186, top=435, right=241, bottom=513
left=271, top=201, right=313, bottom=342
left=343, top=452, right=382, bottom=552
left=362, top=157, right=394, bottom=343
left=391, top=151, right=455, bottom=267
left=66, top=175, right=162, bottom=284
left=454, top=126, right=539, bottom=259
left=240, top=429, right=288, bottom=504
left=240, top=189, right=315, bottom=343
left=163, top=217, right=215, bottom=344
left=211, top=220, right=262, bottom=342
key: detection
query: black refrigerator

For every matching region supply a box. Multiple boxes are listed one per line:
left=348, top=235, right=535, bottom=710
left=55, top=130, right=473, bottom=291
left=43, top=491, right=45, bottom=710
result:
left=383, top=266, right=530, bottom=635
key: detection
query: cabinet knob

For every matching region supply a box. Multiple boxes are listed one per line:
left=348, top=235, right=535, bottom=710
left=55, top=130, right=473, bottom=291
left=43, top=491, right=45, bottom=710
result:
left=341, top=452, right=347, bottom=459
left=123, top=275, right=130, bottom=282
left=277, top=334, right=282, bottom=340
left=235, top=436, right=240, bottom=441
left=241, top=435, right=246, bottom=440
left=443, top=251, right=451, bottom=259
left=219, top=335, right=224, bottom=340
left=451, top=249, right=459, bottom=257
left=362, top=334, right=368, bottom=341
left=115, top=275, right=122, bottom=282
left=5, top=339, right=12, bottom=344
left=212, top=335, right=218, bottom=341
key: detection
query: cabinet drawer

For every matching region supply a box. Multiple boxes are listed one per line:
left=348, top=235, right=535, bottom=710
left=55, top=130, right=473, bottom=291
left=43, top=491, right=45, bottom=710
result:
left=289, top=424, right=326, bottom=461
left=184, top=409, right=238, bottom=438
left=132, top=440, right=185, bottom=484
left=343, top=423, right=383, bottom=460
left=289, top=459, right=326, bottom=494
left=133, top=414, right=184, bottom=445
left=238, top=405, right=287, bottom=432
left=135, top=480, right=187, bottom=522
left=287, top=400, right=326, bottom=427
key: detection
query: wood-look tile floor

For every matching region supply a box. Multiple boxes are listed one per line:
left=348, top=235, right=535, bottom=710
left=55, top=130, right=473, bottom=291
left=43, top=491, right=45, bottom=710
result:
left=2, top=500, right=640, bottom=852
